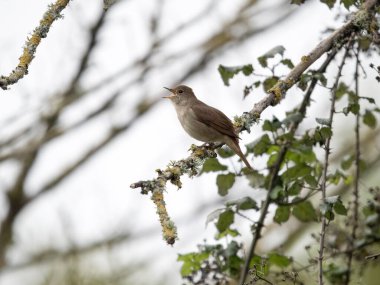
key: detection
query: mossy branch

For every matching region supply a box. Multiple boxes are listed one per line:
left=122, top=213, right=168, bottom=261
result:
left=0, top=0, right=71, bottom=90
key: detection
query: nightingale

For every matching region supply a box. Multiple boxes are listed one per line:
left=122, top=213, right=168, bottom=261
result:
left=163, top=85, right=252, bottom=169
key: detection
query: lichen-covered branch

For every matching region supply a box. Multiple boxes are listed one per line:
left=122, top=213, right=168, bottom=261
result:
left=0, top=0, right=71, bottom=90
left=151, top=190, right=178, bottom=245
left=267, top=0, right=378, bottom=104
left=130, top=0, right=378, bottom=246
left=130, top=145, right=217, bottom=244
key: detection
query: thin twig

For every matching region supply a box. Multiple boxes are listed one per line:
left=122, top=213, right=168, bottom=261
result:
left=365, top=252, right=380, bottom=260
left=344, top=46, right=361, bottom=285
left=318, top=43, right=351, bottom=285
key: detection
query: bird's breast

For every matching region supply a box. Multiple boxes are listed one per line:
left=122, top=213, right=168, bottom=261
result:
left=174, top=105, right=222, bottom=142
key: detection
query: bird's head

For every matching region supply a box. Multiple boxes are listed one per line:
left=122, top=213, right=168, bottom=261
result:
left=163, top=85, right=196, bottom=105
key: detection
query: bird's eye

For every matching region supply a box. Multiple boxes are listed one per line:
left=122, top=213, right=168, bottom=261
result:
left=178, top=89, right=183, bottom=94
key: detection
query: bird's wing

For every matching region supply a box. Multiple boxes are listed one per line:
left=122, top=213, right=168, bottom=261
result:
left=191, top=100, right=239, bottom=139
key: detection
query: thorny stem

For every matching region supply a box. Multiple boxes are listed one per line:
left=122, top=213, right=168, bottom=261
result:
left=344, top=48, right=361, bottom=285
left=239, top=50, right=337, bottom=285
left=318, top=43, right=351, bottom=285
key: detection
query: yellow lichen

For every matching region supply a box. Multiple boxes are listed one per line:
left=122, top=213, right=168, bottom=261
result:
left=30, top=34, right=41, bottom=46
left=301, top=55, right=310, bottom=63
left=19, top=49, right=33, bottom=66
left=285, top=77, right=295, bottom=88
left=268, top=82, right=284, bottom=104
left=169, top=166, right=181, bottom=175
left=152, top=190, right=177, bottom=245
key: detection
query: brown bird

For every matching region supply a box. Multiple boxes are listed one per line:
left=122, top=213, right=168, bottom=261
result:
left=163, top=85, right=252, bottom=169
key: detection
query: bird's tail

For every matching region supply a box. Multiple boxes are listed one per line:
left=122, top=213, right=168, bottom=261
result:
left=224, top=136, right=253, bottom=170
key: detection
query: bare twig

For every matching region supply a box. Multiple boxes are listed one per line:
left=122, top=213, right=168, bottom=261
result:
left=318, top=43, right=351, bottom=285
left=365, top=252, right=380, bottom=260
left=344, top=46, right=361, bottom=285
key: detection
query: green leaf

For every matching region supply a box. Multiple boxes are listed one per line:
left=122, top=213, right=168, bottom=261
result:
left=286, top=146, right=316, bottom=164
left=178, top=252, right=210, bottom=276
left=313, top=73, right=327, bottom=86
left=305, top=175, right=318, bottom=188
left=360, top=96, right=375, bottom=104
left=262, top=117, right=281, bottom=131
left=216, top=209, right=234, bottom=232
left=225, top=240, right=240, bottom=257
left=247, top=134, right=271, bottom=155
left=258, top=45, right=286, bottom=68
left=206, top=208, right=224, bottom=226
left=320, top=127, right=332, bottom=140
left=268, top=253, right=292, bottom=267
left=291, top=0, right=306, bottom=4
left=215, top=228, right=240, bottom=240
left=292, top=201, right=317, bottom=222
left=218, top=64, right=254, bottom=86
left=320, top=202, right=334, bottom=220
left=363, top=109, right=377, bottom=129
left=334, top=200, right=348, bottom=216
left=341, top=0, right=355, bottom=9
left=270, top=186, right=284, bottom=200
left=263, top=76, right=279, bottom=92
left=336, top=82, right=348, bottom=99
left=243, top=168, right=265, bottom=188
left=274, top=206, right=290, bottom=224
left=297, top=73, right=312, bottom=91
left=341, top=155, right=354, bottom=170
left=226, top=196, right=259, bottom=211
left=281, top=58, right=295, bottom=69
left=325, top=195, right=347, bottom=216
left=320, top=0, right=337, bottom=9
left=216, top=173, right=236, bottom=196
left=316, top=117, right=331, bottom=126
left=327, top=170, right=344, bottom=185
left=226, top=255, right=244, bottom=277
left=282, top=113, right=303, bottom=126
left=288, top=182, right=302, bottom=195
left=343, top=102, right=360, bottom=115
left=201, top=158, right=228, bottom=173
left=282, top=164, right=312, bottom=183
left=217, top=146, right=235, bottom=158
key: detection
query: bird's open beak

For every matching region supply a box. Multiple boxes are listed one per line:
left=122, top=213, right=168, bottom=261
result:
left=163, top=87, right=175, bottom=98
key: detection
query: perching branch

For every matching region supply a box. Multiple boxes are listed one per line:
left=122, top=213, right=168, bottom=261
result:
left=131, top=0, right=378, bottom=247
left=0, top=0, right=71, bottom=90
